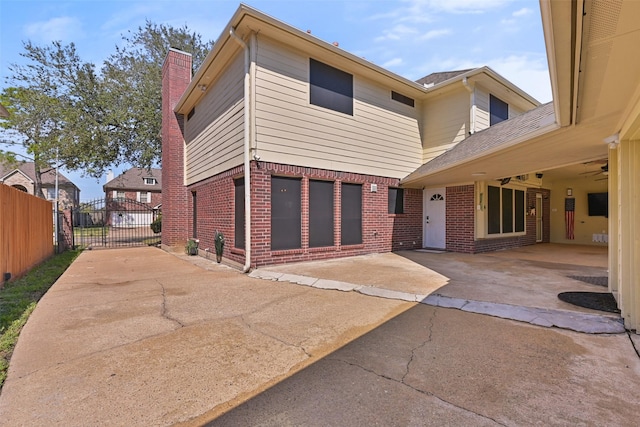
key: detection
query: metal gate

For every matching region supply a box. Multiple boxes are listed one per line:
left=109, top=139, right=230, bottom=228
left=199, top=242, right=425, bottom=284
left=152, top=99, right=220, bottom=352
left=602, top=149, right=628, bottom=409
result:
left=72, top=198, right=161, bottom=248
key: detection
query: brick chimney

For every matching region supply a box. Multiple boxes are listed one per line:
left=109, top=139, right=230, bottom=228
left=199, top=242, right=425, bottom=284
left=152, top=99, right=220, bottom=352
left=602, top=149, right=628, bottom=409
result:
left=161, top=48, right=192, bottom=247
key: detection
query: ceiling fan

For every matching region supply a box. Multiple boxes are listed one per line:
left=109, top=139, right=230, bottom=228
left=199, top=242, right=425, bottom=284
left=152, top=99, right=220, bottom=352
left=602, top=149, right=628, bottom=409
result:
left=580, top=162, right=608, bottom=179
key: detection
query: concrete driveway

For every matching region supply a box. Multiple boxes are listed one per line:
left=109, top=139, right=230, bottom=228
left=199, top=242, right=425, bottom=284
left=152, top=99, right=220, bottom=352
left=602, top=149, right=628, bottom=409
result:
left=1, top=245, right=639, bottom=426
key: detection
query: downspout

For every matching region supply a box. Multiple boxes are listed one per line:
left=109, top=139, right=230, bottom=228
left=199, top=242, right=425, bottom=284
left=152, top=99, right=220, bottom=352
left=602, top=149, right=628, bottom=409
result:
left=230, top=27, right=252, bottom=273
left=462, top=77, right=475, bottom=135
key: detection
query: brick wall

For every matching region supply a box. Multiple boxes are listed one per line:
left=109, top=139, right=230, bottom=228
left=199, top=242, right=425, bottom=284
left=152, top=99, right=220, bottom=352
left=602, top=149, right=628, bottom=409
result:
left=446, top=185, right=476, bottom=253
left=161, top=49, right=192, bottom=247
left=445, top=185, right=549, bottom=253
left=186, top=161, right=422, bottom=268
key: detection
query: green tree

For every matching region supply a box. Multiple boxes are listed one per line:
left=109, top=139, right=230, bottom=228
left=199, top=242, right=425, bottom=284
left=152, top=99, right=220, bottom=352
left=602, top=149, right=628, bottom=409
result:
left=0, top=22, right=212, bottom=190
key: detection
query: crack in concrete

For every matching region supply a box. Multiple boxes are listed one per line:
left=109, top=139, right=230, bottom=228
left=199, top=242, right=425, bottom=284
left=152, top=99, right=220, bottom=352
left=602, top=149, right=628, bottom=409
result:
left=157, top=281, right=184, bottom=328
left=626, top=332, right=640, bottom=360
left=240, top=314, right=312, bottom=358
left=329, top=358, right=506, bottom=426
left=401, top=309, right=436, bottom=384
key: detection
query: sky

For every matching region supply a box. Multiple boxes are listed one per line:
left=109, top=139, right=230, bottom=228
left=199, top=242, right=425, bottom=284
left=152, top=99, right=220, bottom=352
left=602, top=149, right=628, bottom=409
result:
left=0, top=0, right=551, bottom=199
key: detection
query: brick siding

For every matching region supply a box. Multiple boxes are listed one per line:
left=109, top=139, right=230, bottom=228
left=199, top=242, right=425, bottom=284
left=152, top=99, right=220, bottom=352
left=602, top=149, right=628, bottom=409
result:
left=185, top=162, right=422, bottom=268
left=446, top=185, right=551, bottom=253
left=161, top=49, right=192, bottom=247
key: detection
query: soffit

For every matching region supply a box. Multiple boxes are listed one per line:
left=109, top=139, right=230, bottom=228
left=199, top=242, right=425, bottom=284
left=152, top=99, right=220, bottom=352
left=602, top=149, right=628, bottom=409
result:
left=576, top=0, right=640, bottom=128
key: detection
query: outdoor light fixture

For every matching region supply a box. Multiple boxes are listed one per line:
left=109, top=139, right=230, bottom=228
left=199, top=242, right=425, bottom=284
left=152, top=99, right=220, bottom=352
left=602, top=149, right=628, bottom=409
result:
left=567, top=188, right=573, bottom=196
left=603, top=133, right=620, bottom=149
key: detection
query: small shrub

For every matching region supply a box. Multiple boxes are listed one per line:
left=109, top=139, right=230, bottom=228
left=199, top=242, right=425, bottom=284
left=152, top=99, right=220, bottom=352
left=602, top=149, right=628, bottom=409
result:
left=150, top=215, right=162, bottom=234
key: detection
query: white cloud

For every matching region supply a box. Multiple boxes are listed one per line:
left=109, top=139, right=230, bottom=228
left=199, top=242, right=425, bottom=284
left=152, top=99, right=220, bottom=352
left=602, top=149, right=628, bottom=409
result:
left=24, top=17, right=83, bottom=43
left=383, top=58, right=404, bottom=68
left=375, top=24, right=419, bottom=42
left=406, top=0, right=510, bottom=15
left=420, top=29, right=452, bottom=40
left=513, top=8, right=532, bottom=17
left=408, top=53, right=551, bottom=103
left=487, top=55, right=552, bottom=103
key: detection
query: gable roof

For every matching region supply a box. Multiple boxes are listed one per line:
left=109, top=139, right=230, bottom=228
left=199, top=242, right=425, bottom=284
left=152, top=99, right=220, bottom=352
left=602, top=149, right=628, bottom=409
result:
left=0, top=162, right=77, bottom=187
left=402, top=102, right=556, bottom=185
left=416, top=69, right=474, bottom=87
left=104, top=168, right=162, bottom=192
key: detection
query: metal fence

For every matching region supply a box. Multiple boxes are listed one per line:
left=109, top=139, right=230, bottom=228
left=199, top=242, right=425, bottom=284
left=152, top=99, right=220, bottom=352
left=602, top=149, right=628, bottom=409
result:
left=72, top=198, right=161, bottom=248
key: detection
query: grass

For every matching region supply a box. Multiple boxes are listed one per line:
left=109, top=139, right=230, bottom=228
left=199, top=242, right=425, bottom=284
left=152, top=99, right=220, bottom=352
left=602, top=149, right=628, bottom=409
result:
left=73, top=226, right=108, bottom=238
left=0, top=250, right=81, bottom=391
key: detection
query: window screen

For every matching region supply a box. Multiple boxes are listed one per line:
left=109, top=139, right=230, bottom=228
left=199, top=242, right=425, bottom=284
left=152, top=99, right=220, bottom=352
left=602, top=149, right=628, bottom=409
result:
left=310, top=59, right=353, bottom=115
left=341, top=183, right=362, bottom=245
left=192, top=191, right=197, bottom=238
left=488, top=185, right=501, bottom=234
left=271, top=177, right=302, bottom=250
left=502, top=188, right=513, bottom=233
left=234, top=178, right=245, bottom=249
left=515, top=190, right=525, bottom=232
left=388, top=188, right=404, bottom=214
left=309, top=180, right=334, bottom=247
left=490, top=94, right=508, bottom=125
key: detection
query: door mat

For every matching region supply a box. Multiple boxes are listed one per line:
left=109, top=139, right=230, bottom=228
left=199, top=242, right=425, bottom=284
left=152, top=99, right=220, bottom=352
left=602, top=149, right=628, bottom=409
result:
left=558, top=292, right=620, bottom=314
left=567, top=276, right=608, bottom=287
left=414, top=249, right=446, bottom=254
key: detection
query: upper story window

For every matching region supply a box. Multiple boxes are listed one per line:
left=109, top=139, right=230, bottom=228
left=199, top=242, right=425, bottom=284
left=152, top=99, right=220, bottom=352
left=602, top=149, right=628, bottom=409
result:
left=144, top=177, right=157, bottom=185
left=115, top=190, right=125, bottom=200
left=391, top=91, right=414, bottom=108
left=490, top=94, right=508, bottom=126
left=46, top=188, right=56, bottom=200
left=310, top=58, right=353, bottom=115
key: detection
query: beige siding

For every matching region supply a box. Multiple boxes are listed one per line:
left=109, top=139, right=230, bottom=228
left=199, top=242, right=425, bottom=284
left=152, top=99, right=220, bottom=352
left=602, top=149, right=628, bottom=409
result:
left=254, top=36, right=422, bottom=179
left=475, top=88, right=490, bottom=131
left=475, top=87, right=527, bottom=133
left=185, top=52, right=245, bottom=185
left=422, top=87, right=469, bottom=162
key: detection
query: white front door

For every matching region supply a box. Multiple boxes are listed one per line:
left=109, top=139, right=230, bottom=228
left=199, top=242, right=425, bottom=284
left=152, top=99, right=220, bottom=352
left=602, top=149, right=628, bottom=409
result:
left=423, top=188, right=446, bottom=249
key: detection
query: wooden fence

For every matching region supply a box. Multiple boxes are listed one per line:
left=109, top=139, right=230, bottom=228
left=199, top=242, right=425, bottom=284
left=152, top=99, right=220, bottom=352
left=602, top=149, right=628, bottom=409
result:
left=0, top=185, right=54, bottom=284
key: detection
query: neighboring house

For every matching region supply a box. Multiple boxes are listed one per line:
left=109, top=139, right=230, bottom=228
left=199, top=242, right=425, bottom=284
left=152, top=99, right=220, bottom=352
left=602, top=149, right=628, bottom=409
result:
left=0, top=162, right=80, bottom=209
left=103, top=168, right=162, bottom=228
left=162, top=3, right=640, bottom=331
left=104, top=168, right=162, bottom=208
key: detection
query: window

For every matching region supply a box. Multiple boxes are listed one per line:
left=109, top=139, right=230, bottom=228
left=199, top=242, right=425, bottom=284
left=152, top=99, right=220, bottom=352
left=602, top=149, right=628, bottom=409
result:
left=115, top=191, right=125, bottom=200
left=310, top=58, right=353, bottom=115
left=139, top=192, right=150, bottom=203
left=391, top=91, right=415, bottom=107
left=490, top=95, right=508, bottom=126
left=271, top=177, right=301, bottom=250
left=144, top=177, right=157, bottom=185
left=234, top=178, right=245, bottom=249
left=388, top=188, right=404, bottom=214
left=46, top=188, right=56, bottom=200
left=309, top=180, right=334, bottom=247
left=487, top=185, right=525, bottom=235
left=192, top=191, right=197, bottom=238
left=341, top=183, right=362, bottom=245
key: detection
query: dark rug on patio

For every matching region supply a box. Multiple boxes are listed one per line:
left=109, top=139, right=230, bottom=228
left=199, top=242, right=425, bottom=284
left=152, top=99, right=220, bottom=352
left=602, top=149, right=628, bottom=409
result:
left=558, top=292, right=620, bottom=314
left=567, top=276, right=608, bottom=287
